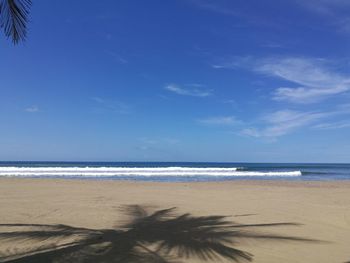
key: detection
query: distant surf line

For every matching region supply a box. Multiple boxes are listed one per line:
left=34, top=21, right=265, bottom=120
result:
left=0, top=166, right=302, bottom=177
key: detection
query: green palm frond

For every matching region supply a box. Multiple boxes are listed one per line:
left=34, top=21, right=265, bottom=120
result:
left=0, top=0, right=32, bottom=44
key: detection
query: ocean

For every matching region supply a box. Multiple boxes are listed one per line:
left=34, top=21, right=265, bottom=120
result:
left=0, top=162, right=349, bottom=181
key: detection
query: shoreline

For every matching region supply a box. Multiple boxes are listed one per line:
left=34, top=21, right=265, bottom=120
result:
left=2, top=177, right=350, bottom=186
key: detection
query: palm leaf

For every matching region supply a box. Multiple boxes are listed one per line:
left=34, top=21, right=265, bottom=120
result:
left=0, top=0, right=32, bottom=44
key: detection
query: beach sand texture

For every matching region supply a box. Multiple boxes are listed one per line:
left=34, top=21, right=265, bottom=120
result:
left=1, top=179, right=350, bottom=263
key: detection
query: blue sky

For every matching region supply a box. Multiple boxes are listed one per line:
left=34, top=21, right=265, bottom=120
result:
left=1, top=0, right=350, bottom=162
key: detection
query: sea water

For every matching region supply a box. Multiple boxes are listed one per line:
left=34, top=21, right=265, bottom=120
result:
left=0, top=162, right=349, bottom=181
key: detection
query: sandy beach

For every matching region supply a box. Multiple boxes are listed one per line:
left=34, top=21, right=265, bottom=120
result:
left=1, top=178, right=350, bottom=263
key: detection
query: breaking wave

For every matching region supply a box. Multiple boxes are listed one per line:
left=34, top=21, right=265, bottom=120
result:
left=0, top=167, right=302, bottom=177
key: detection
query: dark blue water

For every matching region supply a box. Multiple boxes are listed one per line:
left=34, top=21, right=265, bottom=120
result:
left=0, top=162, right=349, bottom=181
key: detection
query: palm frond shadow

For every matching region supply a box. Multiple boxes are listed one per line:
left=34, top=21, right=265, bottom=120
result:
left=0, top=205, right=321, bottom=263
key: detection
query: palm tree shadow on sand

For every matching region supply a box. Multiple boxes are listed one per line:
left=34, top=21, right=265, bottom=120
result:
left=0, top=205, right=321, bottom=263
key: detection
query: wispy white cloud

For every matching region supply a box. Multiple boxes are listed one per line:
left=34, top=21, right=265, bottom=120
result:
left=256, top=57, right=350, bottom=103
left=240, top=105, right=350, bottom=138
left=165, top=84, right=212, bottom=97
left=185, top=83, right=205, bottom=88
left=197, top=116, right=241, bottom=125
left=91, top=97, right=130, bottom=114
left=296, top=0, right=350, bottom=33
left=297, top=0, right=350, bottom=15
left=272, top=86, right=347, bottom=103
left=313, top=121, right=350, bottom=130
left=25, top=105, right=39, bottom=113
left=241, top=110, right=328, bottom=138
left=214, top=56, right=350, bottom=103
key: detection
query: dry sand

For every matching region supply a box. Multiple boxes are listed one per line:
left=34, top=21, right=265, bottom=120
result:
left=1, top=178, right=350, bottom=263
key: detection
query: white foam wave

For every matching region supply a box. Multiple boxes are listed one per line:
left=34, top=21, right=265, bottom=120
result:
left=0, top=167, right=301, bottom=177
